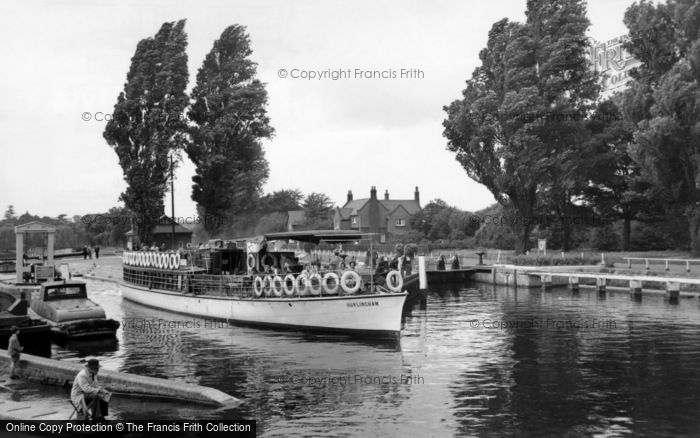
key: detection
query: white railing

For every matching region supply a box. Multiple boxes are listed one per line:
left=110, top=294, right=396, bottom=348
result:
left=623, top=257, right=700, bottom=272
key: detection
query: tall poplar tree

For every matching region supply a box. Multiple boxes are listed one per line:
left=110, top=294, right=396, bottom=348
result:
left=443, top=0, right=598, bottom=253
left=187, top=25, right=273, bottom=235
left=621, top=0, right=700, bottom=253
left=104, top=20, right=189, bottom=245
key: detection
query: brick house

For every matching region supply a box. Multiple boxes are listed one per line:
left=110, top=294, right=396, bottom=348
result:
left=333, top=187, right=421, bottom=242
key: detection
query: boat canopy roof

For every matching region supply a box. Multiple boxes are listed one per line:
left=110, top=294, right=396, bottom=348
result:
left=262, top=230, right=369, bottom=244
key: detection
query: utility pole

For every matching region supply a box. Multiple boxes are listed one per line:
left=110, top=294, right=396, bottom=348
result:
left=170, top=153, right=175, bottom=250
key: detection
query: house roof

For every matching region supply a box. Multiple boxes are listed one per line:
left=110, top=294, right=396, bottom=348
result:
left=342, top=198, right=421, bottom=215
left=336, top=207, right=353, bottom=220
left=126, top=215, right=193, bottom=236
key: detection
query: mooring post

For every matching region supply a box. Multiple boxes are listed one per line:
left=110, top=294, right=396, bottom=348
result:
left=569, top=276, right=579, bottom=292
left=686, top=261, right=690, bottom=273
left=645, top=259, right=650, bottom=270
left=541, top=275, right=552, bottom=291
left=665, top=260, right=669, bottom=271
left=627, top=258, right=631, bottom=269
left=418, top=255, right=428, bottom=309
left=629, top=279, right=642, bottom=297
left=666, top=281, right=680, bottom=303
left=596, top=277, right=606, bottom=294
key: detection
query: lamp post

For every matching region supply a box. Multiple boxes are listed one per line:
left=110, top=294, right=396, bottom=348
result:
left=170, top=152, right=176, bottom=250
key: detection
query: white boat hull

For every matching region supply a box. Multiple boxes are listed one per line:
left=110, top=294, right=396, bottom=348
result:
left=120, top=282, right=407, bottom=336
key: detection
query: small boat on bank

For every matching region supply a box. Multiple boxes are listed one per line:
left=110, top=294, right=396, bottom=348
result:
left=30, top=280, right=119, bottom=340
left=0, top=290, right=52, bottom=356
left=120, top=231, right=416, bottom=339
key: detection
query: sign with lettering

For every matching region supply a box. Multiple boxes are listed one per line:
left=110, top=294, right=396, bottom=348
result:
left=589, top=35, right=642, bottom=92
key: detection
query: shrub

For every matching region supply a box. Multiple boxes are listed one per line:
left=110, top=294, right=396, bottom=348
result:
left=506, top=254, right=601, bottom=266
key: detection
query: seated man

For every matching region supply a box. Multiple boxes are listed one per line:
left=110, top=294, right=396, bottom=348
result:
left=71, top=359, right=111, bottom=420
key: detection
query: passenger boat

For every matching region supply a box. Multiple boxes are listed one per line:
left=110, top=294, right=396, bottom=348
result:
left=120, top=231, right=417, bottom=339
left=30, top=280, right=120, bottom=340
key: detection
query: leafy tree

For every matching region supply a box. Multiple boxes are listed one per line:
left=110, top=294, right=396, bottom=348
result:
left=302, top=192, right=333, bottom=220
left=299, top=192, right=333, bottom=230
left=579, top=99, right=661, bottom=250
left=187, top=25, right=273, bottom=235
left=254, top=212, right=288, bottom=235
left=104, top=20, right=190, bottom=245
left=4, top=205, right=16, bottom=222
left=443, top=0, right=599, bottom=253
left=621, top=0, right=700, bottom=253
left=259, top=189, right=304, bottom=214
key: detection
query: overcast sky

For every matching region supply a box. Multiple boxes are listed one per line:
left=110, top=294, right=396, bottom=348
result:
left=0, top=0, right=638, bottom=219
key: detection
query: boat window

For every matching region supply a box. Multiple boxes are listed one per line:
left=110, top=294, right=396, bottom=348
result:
left=45, top=286, right=86, bottom=300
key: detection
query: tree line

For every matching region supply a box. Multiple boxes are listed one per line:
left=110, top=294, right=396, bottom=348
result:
left=442, top=0, right=700, bottom=254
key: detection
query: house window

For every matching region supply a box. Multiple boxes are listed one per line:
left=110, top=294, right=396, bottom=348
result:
left=351, top=216, right=358, bottom=225
left=395, top=219, right=406, bottom=227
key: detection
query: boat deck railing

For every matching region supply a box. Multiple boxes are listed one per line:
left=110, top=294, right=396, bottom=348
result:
left=123, top=267, right=405, bottom=299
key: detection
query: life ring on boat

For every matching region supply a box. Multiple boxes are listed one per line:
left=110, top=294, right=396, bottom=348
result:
left=139, top=252, right=145, bottom=267
left=163, top=253, right=170, bottom=269
left=172, top=254, right=179, bottom=269
left=253, top=276, right=264, bottom=298
left=157, top=253, right=164, bottom=269
left=263, top=275, right=273, bottom=296
left=128, top=252, right=133, bottom=265
left=340, top=270, right=362, bottom=294
left=283, top=274, right=296, bottom=296
left=246, top=253, right=256, bottom=271
left=260, top=253, right=276, bottom=269
left=271, top=275, right=284, bottom=297
left=148, top=252, right=155, bottom=268
left=386, top=270, right=403, bottom=292
left=322, top=272, right=340, bottom=295
left=295, top=273, right=309, bottom=296
left=308, top=273, right=322, bottom=296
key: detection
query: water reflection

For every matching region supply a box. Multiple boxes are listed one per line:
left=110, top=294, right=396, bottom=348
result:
left=41, top=280, right=700, bottom=436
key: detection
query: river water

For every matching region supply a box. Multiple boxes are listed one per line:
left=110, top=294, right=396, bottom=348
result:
left=46, top=280, right=700, bottom=437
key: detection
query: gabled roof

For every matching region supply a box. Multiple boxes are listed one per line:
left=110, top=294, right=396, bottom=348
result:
left=15, top=221, right=56, bottom=233
left=387, top=203, right=412, bottom=217
left=342, top=198, right=421, bottom=215
left=335, top=207, right=353, bottom=220
left=382, top=199, right=421, bottom=215
left=342, top=199, right=370, bottom=215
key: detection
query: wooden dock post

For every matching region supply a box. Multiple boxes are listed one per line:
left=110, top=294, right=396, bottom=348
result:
left=629, top=279, right=642, bottom=297
left=541, top=275, right=552, bottom=291
left=666, top=281, right=680, bottom=303
left=596, top=277, right=606, bottom=294
left=569, top=276, right=579, bottom=292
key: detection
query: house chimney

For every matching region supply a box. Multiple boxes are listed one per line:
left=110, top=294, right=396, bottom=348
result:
left=370, top=186, right=377, bottom=200
left=347, top=190, right=353, bottom=203
left=414, top=186, right=420, bottom=204
left=384, top=190, right=389, bottom=200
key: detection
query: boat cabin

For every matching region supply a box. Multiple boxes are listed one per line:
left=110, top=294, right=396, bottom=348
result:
left=40, top=281, right=88, bottom=301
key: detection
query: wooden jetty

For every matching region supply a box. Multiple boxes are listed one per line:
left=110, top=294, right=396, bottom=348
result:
left=0, top=351, right=239, bottom=408
left=527, top=271, right=697, bottom=300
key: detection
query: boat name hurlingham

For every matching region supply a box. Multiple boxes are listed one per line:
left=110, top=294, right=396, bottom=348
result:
left=346, top=300, right=380, bottom=308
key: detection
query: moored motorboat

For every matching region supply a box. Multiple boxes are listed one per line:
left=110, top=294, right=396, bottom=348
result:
left=0, top=290, right=52, bottom=356
left=120, top=231, right=413, bottom=339
left=30, top=280, right=119, bottom=340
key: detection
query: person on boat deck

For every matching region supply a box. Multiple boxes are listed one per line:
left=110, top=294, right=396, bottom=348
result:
left=7, top=326, right=23, bottom=379
left=71, top=359, right=111, bottom=420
